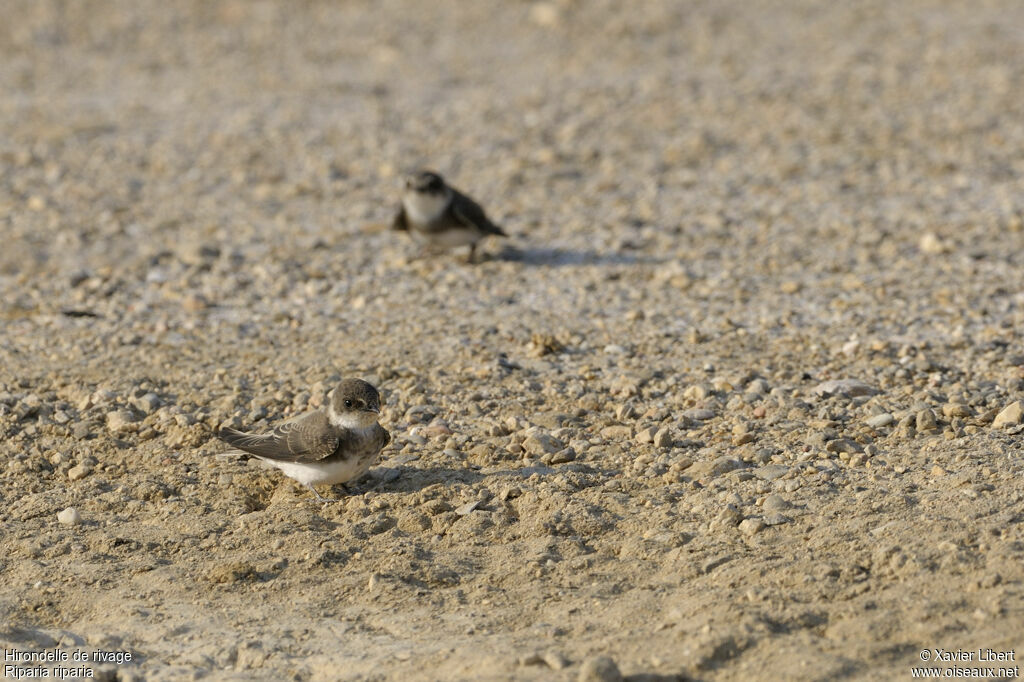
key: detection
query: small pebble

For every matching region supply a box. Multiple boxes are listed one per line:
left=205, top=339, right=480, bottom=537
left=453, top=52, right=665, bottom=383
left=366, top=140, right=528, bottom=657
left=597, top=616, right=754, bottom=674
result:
left=519, top=653, right=544, bottom=666
left=523, top=433, right=564, bottom=455
left=131, top=391, right=160, bottom=411
left=529, top=2, right=561, bottom=28
left=762, top=494, right=791, bottom=512
left=420, top=421, right=453, bottom=438
left=635, top=427, right=658, bottom=444
left=941, top=403, right=972, bottom=418
left=919, top=231, right=949, bottom=254
left=106, top=409, right=137, bottom=433
left=600, top=425, right=632, bottom=440
left=499, top=486, right=522, bottom=501
left=866, top=413, right=894, bottom=428
left=57, top=508, right=82, bottom=526
left=745, top=378, right=770, bottom=395
left=72, top=422, right=95, bottom=439
left=812, top=379, right=879, bottom=398
left=739, top=518, right=766, bottom=536
left=825, top=438, right=862, bottom=455
left=763, top=513, right=791, bottom=526
left=916, top=409, right=938, bottom=432
left=992, top=401, right=1023, bottom=428
left=548, top=448, right=576, bottom=464
left=456, top=500, right=482, bottom=516
left=615, top=403, right=637, bottom=420
left=578, top=656, right=623, bottom=682
left=68, top=463, right=92, bottom=481
left=542, top=650, right=570, bottom=670
left=754, top=465, right=790, bottom=481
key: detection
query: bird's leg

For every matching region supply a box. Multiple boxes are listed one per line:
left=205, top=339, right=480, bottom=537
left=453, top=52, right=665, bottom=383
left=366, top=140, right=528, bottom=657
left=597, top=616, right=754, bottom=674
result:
left=467, top=243, right=477, bottom=264
left=416, top=244, right=443, bottom=262
left=305, top=483, right=338, bottom=503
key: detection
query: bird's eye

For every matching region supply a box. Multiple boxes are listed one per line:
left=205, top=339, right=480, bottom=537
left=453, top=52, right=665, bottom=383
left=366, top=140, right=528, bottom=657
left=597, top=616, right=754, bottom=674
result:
left=344, top=399, right=353, bottom=408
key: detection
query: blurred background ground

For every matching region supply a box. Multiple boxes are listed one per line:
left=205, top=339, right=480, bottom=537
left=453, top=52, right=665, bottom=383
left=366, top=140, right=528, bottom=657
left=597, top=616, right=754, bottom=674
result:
left=1, top=1, right=1023, bottom=680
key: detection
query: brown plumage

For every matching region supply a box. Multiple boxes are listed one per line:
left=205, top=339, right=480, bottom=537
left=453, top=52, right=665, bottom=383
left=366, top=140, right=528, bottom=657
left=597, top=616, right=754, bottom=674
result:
left=393, top=170, right=506, bottom=262
left=216, top=378, right=391, bottom=502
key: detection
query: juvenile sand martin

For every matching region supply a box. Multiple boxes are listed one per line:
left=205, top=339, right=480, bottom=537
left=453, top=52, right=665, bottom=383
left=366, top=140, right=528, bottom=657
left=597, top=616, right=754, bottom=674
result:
left=392, top=170, right=507, bottom=262
left=217, top=378, right=391, bottom=502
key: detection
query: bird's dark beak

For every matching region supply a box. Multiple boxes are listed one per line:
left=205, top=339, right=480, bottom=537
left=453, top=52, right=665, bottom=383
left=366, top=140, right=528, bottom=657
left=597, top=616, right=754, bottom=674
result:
left=366, top=406, right=380, bottom=414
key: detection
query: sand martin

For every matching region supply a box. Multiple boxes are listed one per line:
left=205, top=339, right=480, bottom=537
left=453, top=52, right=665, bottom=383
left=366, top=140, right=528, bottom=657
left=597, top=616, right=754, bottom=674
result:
left=217, top=378, right=391, bottom=502
left=392, top=170, right=507, bottom=262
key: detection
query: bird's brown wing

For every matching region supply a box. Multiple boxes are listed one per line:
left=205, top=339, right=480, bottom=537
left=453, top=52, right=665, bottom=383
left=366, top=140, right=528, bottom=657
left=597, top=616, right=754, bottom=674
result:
left=392, top=205, right=409, bottom=231
left=451, top=189, right=506, bottom=236
left=375, top=424, right=392, bottom=450
left=218, top=411, right=340, bottom=463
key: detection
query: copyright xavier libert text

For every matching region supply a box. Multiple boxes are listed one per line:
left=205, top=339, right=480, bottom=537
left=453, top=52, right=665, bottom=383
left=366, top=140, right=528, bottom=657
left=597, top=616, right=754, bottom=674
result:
left=913, top=648, right=1018, bottom=679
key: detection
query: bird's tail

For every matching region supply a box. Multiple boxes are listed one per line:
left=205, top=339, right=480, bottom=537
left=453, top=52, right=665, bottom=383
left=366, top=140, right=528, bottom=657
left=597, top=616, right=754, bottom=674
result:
left=217, top=427, right=271, bottom=453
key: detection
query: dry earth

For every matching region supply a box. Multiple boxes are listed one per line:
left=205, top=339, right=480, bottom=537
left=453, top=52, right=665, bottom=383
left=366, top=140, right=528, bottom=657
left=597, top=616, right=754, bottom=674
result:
left=2, top=1, right=1024, bottom=680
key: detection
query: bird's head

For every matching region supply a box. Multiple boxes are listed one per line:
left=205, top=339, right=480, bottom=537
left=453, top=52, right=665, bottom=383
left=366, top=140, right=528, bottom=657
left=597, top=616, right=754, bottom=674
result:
left=328, top=378, right=383, bottom=429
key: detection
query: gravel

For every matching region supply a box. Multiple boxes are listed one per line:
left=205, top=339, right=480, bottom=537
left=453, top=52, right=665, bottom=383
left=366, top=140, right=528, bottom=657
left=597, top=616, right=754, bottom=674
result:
left=1, top=1, right=1023, bottom=681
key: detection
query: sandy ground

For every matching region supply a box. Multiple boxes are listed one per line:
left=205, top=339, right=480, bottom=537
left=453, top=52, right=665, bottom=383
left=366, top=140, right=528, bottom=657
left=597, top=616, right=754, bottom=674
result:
left=2, top=1, right=1024, bottom=680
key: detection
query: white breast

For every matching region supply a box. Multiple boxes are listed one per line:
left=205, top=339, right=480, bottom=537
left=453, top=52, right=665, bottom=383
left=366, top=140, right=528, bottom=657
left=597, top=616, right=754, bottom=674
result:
left=403, top=190, right=451, bottom=225
left=416, top=227, right=480, bottom=247
left=267, top=457, right=374, bottom=486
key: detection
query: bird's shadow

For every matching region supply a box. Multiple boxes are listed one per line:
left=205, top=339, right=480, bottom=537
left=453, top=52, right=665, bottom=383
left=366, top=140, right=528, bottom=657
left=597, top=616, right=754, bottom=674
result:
left=491, top=245, right=662, bottom=267
left=361, top=459, right=615, bottom=496
left=359, top=464, right=486, bottom=494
